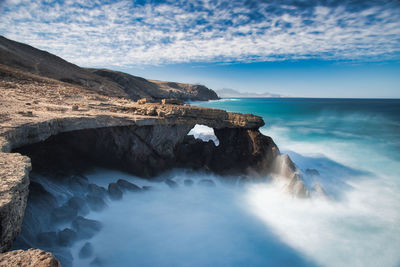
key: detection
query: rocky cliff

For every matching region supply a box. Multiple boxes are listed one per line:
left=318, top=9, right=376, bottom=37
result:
left=0, top=36, right=219, bottom=102
left=0, top=63, right=307, bottom=258
left=0, top=39, right=307, bottom=265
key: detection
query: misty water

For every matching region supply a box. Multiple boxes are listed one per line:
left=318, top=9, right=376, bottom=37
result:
left=15, top=98, right=400, bottom=267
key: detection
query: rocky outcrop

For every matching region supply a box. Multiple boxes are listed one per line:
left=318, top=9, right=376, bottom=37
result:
left=0, top=153, right=31, bottom=252
left=90, top=69, right=219, bottom=101
left=0, top=36, right=219, bottom=102
left=0, top=248, right=60, bottom=267
left=0, top=37, right=307, bottom=262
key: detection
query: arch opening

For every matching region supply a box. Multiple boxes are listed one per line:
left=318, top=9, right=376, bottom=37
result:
left=187, top=124, right=219, bottom=146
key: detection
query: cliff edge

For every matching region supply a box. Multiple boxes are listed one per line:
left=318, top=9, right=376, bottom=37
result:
left=0, top=37, right=306, bottom=263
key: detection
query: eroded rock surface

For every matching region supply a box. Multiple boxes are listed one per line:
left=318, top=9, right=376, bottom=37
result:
left=0, top=248, right=60, bottom=267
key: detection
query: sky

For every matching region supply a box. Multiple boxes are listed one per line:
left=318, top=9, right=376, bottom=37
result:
left=0, top=0, right=399, bottom=98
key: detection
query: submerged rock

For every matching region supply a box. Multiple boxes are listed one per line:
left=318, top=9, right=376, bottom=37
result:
left=72, top=216, right=102, bottom=239
left=306, top=168, right=320, bottom=176
left=287, top=176, right=310, bottom=198
left=165, top=178, right=178, bottom=188
left=312, top=184, right=328, bottom=199
left=183, top=179, right=194, bottom=186
left=198, top=179, right=216, bottom=187
left=86, top=194, right=107, bottom=211
left=79, top=242, right=94, bottom=259
left=90, top=257, right=105, bottom=266
left=67, top=174, right=89, bottom=193
left=108, top=183, right=123, bottom=200
left=57, top=228, right=77, bottom=247
left=67, top=196, right=89, bottom=215
left=0, top=248, right=60, bottom=267
left=117, top=179, right=141, bottom=192
left=87, top=184, right=107, bottom=198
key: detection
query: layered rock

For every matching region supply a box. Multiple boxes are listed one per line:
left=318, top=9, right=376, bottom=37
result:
left=0, top=153, right=31, bottom=252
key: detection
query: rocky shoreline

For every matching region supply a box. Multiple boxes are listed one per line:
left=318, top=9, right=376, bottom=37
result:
left=0, top=36, right=308, bottom=266
left=0, top=70, right=306, bottom=265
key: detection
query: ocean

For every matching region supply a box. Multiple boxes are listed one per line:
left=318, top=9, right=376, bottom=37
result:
left=192, top=97, right=400, bottom=266
left=18, top=98, right=400, bottom=267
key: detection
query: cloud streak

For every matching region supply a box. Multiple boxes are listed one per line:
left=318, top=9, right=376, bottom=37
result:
left=0, top=0, right=399, bottom=67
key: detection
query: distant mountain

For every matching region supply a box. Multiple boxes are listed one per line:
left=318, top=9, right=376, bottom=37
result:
left=0, top=36, right=218, bottom=101
left=215, top=88, right=283, bottom=98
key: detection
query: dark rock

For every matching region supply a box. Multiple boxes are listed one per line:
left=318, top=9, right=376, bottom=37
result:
left=67, top=196, right=89, bottom=215
left=72, top=216, right=102, bottom=239
left=86, top=194, right=107, bottom=211
left=87, top=184, right=107, bottom=198
left=79, top=242, right=94, bottom=259
left=175, top=128, right=279, bottom=176
left=117, top=179, right=141, bottom=192
left=57, top=228, right=77, bottom=247
left=165, top=178, right=178, bottom=188
left=90, top=257, right=105, bottom=266
left=183, top=179, right=194, bottom=186
left=198, top=179, right=216, bottom=187
left=306, top=168, right=320, bottom=176
left=108, top=183, right=123, bottom=200
left=68, top=174, right=89, bottom=192
left=36, top=232, right=57, bottom=247
left=51, top=205, right=77, bottom=222
left=28, top=181, right=57, bottom=204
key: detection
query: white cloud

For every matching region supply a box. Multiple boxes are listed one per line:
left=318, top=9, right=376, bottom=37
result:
left=0, top=0, right=399, bottom=67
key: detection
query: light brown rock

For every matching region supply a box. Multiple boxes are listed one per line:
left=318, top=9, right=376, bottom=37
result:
left=0, top=248, right=60, bottom=267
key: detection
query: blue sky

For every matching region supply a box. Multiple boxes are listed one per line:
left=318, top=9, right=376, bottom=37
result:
left=0, top=0, right=399, bottom=97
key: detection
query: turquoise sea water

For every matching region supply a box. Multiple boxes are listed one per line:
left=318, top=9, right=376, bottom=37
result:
left=192, top=98, right=400, bottom=266
left=73, top=98, right=400, bottom=267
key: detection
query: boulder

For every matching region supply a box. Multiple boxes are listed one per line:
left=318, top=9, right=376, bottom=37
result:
left=312, top=184, right=328, bottom=199
left=57, top=228, right=77, bottom=247
left=137, top=98, right=152, bottom=104
left=198, top=179, right=216, bottom=187
left=0, top=248, right=60, bottom=267
left=108, top=183, right=123, bottom=200
left=67, top=174, right=89, bottom=193
left=67, top=196, right=89, bottom=215
left=90, top=257, right=105, bottom=266
left=165, top=179, right=178, bottom=188
left=72, top=216, right=102, bottom=239
left=87, top=183, right=107, bottom=198
left=117, top=179, right=141, bottom=192
left=79, top=242, right=93, bottom=259
left=306, top=168, right=320, bottom=176
left=86, top=194, right=107, bottom=211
